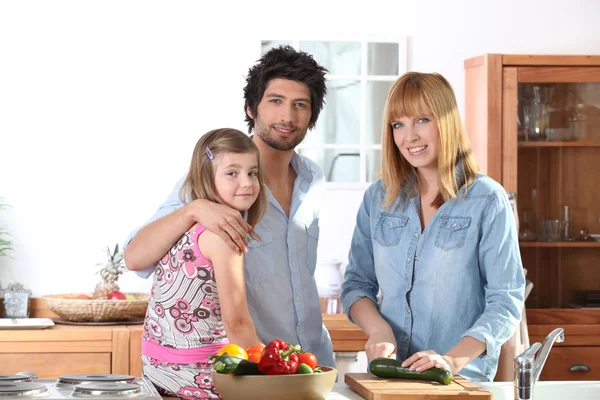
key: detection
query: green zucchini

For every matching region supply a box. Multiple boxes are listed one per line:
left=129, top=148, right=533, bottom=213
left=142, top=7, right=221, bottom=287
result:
left=369, top=357, right=453, bottom=385
left=210, top=354, right=264, bottom=375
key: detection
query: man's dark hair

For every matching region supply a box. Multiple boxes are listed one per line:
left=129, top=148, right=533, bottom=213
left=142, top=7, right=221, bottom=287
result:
left=243, top=45, right=328, bottom=133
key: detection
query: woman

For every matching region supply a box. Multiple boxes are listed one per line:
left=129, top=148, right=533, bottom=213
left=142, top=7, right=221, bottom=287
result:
left=341, top=72, right=525, bottom=382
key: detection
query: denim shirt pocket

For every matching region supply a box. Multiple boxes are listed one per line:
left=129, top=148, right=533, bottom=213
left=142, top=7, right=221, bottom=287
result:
left=305, top=221, right=320, bottom=275
left=244, top=228, right=274, bottom=283
left=435, top=215, right=471, bottom=251
left=374, top=213, right=409, bottom=247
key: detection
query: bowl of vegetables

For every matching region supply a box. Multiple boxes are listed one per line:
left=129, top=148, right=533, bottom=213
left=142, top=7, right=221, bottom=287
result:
left=211, top=340, right=337, bottom=400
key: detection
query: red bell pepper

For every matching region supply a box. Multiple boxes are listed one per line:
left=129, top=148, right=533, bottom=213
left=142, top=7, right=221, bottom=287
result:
left=257, top=339, right=302, bottom=375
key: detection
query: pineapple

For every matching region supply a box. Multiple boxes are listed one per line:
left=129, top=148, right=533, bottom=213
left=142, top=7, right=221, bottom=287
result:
left=92, top=244, right=126, bottom=299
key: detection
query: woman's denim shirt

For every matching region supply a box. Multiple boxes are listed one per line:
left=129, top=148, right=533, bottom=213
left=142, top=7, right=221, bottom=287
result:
left=341, top=173, right=525, bottom=382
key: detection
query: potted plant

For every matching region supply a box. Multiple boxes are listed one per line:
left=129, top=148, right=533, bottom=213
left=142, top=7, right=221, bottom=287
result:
left=0, top=198, right=30, bottom=318
left=3, top=282, right=31, bottom=318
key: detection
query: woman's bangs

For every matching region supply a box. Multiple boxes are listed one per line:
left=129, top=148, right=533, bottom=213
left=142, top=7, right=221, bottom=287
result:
left=388, top=80, right=432, bottom=121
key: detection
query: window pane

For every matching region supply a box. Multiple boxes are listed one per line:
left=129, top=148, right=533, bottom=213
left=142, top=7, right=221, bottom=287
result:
left=261, top=40, right=292, bottom=54
left=299, top=41, right=361, bottom=76
left=298, top=148, right=360, bottom=182
left=366, top=149, right=382, bottom=182
left=366, top=81, right=394, bottom=145
left=368, top=43, right=399, bottom=76
left=305, top=80, right=361, bottom=146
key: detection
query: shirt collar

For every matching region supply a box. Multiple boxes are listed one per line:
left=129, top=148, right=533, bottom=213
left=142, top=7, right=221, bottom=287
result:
left=249, top=133, right=314, bottom=185
left=401, top=158, right=467, bottom=200
left=291, top=152, right=314, bottom=185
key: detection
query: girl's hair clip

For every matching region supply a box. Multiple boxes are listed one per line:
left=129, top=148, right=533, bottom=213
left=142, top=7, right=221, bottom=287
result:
left=206, top=146, right=214, bottom=160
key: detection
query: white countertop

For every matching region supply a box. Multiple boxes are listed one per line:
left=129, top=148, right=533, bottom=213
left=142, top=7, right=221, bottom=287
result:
left=327, top=384, right=363, bottom=400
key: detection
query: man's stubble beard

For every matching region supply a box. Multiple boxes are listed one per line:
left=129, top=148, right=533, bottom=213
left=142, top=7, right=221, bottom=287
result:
left=254, top=117, right=309, bottom=151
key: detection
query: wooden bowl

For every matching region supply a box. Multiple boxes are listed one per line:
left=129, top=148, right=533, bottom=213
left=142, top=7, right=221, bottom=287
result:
left=42, top=292, right=149, bottom=322
left=212, top=366, right=337, bottom=400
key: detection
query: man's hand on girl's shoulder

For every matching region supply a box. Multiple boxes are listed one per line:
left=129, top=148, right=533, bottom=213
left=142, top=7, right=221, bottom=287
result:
left=187, top=199, right=251, bottom=253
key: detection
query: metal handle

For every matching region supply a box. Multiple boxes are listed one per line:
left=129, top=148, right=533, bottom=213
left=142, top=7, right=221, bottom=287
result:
left=569, top=364, right=591, bottom=372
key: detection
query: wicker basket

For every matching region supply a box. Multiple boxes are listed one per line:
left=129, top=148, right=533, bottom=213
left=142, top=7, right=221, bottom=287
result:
left=42, top=292, right=149, bottom=322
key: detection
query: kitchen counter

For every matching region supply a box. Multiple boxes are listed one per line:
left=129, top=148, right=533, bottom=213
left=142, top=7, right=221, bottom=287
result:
left=321, top=314, right=368, bottom=352
left=323, top=384, right=364, bottom=400
left=162, top=384, right=363, bottom=400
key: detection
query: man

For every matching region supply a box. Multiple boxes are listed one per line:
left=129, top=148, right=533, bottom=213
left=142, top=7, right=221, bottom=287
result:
left=124, top=45, right=335, bottom=367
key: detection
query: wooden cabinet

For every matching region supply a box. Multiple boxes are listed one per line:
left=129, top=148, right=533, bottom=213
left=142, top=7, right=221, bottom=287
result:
left=465, top=54, right=600, bottom=381
left=0, top=325, right=130, bottom=377
left=540, top=347, right=600, bottom=381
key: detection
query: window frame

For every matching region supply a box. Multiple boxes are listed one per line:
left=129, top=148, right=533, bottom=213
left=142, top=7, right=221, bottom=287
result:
left=260, top=37, right=408, bottom=189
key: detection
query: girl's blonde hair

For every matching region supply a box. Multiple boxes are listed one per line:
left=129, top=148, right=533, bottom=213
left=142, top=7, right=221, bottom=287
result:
left=179, top=128, right=267, bottom=239
left=381, top=72, right=478, bottom=209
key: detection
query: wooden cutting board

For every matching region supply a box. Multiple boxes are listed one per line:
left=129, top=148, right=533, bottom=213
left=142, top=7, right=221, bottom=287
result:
left=345, top=373, right=492, bottom=399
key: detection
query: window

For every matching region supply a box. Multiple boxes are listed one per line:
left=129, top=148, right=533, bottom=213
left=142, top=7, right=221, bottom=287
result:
left=261, top=39, right=407, bottom=187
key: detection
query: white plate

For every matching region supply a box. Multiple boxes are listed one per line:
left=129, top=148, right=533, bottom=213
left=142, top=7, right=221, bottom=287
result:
left=0, top=318, right=55, bottom=330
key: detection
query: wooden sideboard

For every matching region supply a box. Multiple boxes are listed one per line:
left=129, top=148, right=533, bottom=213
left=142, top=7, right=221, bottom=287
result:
left=0, top=324, right=130, bottom=377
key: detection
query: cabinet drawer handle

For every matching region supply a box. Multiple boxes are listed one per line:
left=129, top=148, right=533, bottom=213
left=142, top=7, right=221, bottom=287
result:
left=569, top=364, right=591, bottom=372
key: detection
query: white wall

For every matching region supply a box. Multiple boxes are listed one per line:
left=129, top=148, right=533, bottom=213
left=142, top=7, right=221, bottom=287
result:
left=1, top=0, right=599, bottom=296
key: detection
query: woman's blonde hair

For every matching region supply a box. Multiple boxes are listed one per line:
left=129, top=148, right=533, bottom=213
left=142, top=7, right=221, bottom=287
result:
left=179, top=128, right=267, bottom=239
left=381, top=72, right=478, bottom=209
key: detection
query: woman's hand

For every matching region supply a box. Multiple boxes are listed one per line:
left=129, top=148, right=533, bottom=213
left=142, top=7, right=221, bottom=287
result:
left=364, top=331, right=397, bottom=362
left=401, top=350, right=457, bottom=375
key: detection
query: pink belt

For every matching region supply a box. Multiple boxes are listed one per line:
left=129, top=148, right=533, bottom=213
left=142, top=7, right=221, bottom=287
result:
left=142, top=339, right=229, bottom=364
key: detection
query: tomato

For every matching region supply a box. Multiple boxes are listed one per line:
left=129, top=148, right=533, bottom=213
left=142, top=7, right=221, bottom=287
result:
left=216, top=344, right=248, bottom=360
left=297, top=352, right=318, bottom=370
left=246, top=344, right=265, bottom=355
left=248, top=352, right=262, bottom=362
left=245, top=344, right=264, bottom=363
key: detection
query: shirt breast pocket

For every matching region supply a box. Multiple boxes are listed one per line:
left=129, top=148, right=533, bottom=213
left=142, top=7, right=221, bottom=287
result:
left=244, top=228, right=274, bottom=283
left=374, top=213, right=409, bottom=247
left=435, top=215, right=471, bottom=251
left=306, top=221, right=320, bottom=276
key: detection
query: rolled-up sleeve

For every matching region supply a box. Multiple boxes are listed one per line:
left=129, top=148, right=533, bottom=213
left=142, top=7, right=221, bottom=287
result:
left=463, top=190, right=525, bottom=359
left=124, top=175, right=187, bottom=279
left=341, top=184, right=380, bottom=323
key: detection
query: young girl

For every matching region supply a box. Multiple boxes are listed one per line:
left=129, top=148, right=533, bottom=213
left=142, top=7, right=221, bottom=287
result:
left=141, top=128, right=267, bottom=399
left=341, top=72, right=525, bottom=382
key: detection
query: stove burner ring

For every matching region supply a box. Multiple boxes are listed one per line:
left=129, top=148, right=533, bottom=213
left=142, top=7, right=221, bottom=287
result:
left=72, top=383, right=141, bottom=397
left=0, top=376, right=32, bottom=383
left=57, top=375, right=136, bottom=387
left=0, top=382, right=48, bottom=397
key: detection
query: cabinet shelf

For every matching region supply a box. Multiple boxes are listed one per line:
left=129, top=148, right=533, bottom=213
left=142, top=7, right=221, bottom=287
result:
left=519, top=241, right=600, bottom=248
left=518, top=141, right=600, bottom=148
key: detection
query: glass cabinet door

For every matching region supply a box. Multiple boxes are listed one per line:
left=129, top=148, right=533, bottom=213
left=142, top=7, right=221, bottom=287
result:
left=505, top=67, right=600, bottom=309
